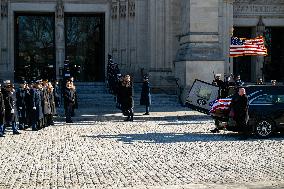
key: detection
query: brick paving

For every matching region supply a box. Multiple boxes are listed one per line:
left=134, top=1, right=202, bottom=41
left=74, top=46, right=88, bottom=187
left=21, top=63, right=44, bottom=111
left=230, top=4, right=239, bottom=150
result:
left=0, top=107, right=284, bottom=189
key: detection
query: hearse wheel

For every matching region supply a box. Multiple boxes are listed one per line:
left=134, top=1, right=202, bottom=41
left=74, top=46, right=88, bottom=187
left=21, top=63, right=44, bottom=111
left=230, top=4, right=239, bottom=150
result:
left=255, top=119, right=274, bottom=139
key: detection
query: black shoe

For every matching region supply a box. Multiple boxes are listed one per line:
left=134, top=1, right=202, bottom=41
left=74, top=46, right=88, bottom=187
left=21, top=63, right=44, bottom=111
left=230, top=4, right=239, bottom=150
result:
left=210, top=128, right=220, bottom=133
left=143, top=113, right=150, bottom=115
left=66, top=120, right=73, bottom=123
left=13, top=131, right=21, bottom=135
left=32, top=128, right=38, bottom=131
left=50, top=122, right=55, bottom=125
left=0, top=134, right=4, bottom=137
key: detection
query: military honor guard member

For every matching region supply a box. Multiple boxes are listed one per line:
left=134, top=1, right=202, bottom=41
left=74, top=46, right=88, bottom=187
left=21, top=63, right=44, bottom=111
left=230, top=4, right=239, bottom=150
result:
left=140, top=75, right=151, bottom=115
left=64, top=81, right=76, bottom=123
left=2, top=80, right=20, bottom=135
left=16, top=80, right=27, bottom=130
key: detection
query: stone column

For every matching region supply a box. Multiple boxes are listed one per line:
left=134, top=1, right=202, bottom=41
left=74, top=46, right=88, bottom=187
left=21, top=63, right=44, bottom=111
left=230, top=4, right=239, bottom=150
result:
left=254, top=16, right=265, bottom=82
left=0, top=0, right=9, bottom=80
left=55, top=0, right=65, bottom=80
left=175, top=0, right=225, bottom=89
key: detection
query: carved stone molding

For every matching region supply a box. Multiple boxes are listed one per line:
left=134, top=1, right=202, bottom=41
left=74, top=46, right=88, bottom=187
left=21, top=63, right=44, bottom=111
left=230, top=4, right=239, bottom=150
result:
left=234, top=3, right=284, bottom=16
left=111, top=2, right=118, bottom=19
left=1, top=0, right=8, bottom=17
left=128, top=0, right=135, bottom=17
left=119, top=2, right=126, bottom=18
left=56, top=0, right=64, bottom=19
left=234, top=0, right=284, bottom=4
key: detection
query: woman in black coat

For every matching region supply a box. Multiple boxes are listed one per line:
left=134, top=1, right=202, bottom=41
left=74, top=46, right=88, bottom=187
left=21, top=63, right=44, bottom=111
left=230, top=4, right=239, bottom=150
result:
left=120, top=75, right=134, bottom=121
left=140, top=76, right=151, bottom=115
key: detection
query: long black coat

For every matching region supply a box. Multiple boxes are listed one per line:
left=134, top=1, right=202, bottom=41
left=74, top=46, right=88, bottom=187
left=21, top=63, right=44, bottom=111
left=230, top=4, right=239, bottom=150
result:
left=231, top=94, right=249, bottom=127
left=140, top=81, right=151, bottom=106
left=16, top=88, right=27, bottom=119
left=3, top=90, right=17, bottom=123
left=0, top=89, right=5, bottom=125
left=64, top=88, right=75, bottom=109
left=119, top=84, right=133, bottom=111
left=29, top=88, right=44, bottom=122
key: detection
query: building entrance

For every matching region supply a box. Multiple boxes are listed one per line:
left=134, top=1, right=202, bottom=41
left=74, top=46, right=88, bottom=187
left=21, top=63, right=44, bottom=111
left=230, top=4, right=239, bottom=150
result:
left=14, top=14, right=56, bottom=82
left=65, top=14, right=105, bottom=82
left=264, top=27, right=284, bottom=82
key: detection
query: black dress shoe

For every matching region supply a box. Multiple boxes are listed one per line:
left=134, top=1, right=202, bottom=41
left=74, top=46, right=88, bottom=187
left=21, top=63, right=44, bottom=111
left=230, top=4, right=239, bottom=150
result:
left=210, top=128, right=220, bottom=133
left=13, top=131, right=21, bottom=135
left=143, top=113, right=150, bottom=115
left=0, top=134, right=5, bottom=137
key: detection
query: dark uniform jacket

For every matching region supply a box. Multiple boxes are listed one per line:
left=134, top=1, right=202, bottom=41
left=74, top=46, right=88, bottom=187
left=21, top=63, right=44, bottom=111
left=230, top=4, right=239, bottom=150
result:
left=3, top=90, right=17, bottom=123
left=16, top=88, right=27, bottom=119
left=140, top=81, right=151, bottom=106
left=30, top=88, right=44, bottom=122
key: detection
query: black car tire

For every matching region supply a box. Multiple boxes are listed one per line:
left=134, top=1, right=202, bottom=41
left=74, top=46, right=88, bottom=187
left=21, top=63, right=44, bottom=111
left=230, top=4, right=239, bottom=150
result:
left=254, top=119, right=275, bottom=139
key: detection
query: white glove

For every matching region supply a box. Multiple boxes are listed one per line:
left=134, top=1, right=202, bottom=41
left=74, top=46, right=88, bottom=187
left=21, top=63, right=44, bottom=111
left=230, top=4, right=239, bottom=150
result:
left=19, top=107, right=22, bottom=110
left=33, top=107, right=36, bottom=110
left=11, top=109, right=15, bottom=114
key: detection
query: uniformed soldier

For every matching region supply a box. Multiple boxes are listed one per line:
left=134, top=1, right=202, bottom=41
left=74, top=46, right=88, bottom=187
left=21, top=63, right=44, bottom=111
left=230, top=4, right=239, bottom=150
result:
left=0, top=83, right=5, bottom=137
left=30, top=80, right=44, bottom=131
left=2, top=80, right=20, bottom=135
left=16, top=80, right=27, bottom=130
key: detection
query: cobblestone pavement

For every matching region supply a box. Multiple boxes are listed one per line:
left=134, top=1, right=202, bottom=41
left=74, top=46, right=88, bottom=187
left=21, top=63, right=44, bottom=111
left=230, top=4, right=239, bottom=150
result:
left=0, top=107, right=284, bottom=189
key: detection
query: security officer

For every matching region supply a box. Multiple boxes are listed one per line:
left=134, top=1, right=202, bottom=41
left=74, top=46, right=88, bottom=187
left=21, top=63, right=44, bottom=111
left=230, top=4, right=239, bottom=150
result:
left=0, top=83, right=5, bottom=137
left=3, top=80, right=20, bottom=135
left=16, top=80, right=27, bottom=130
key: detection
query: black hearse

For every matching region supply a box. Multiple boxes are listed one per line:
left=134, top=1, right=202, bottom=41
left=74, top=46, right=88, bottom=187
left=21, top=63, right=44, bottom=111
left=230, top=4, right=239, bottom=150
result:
left=186, top=80, right=284, bottom=138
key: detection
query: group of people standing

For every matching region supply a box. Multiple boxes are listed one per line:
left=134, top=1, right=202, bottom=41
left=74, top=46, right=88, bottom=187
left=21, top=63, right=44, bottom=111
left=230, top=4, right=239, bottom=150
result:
left=0, top=77, right=78, bottom=137
left=0, top=79, right=58, bottom=137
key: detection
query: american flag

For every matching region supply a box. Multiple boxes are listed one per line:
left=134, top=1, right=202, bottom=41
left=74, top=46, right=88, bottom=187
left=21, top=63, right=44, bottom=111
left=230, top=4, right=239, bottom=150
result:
left=230, top=36, right=267, bottom=57
left=209, top=98, right=232, bottom=114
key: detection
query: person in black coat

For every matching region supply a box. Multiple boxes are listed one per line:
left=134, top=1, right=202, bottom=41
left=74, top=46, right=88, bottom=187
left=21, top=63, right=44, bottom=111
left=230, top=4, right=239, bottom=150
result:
left=230, top=87, right=249, bottom=138
left=42, top=79, right=51, bottom=127
left=53, top=80, right=61, bottom=108
left=0, top=84, right=5, bottom=137
left=16, top=80, right=27, bottom=130
left=64, top=81, right=76, bottom=123
left=120, top=75, right=134, bottom=121
left=2, top=81, right=20, bottom=135
left=29, top=81, right=44, bottom=131
left=140, top=75, right=151, bottom=115
left=47, top=82, right=56, bottom=125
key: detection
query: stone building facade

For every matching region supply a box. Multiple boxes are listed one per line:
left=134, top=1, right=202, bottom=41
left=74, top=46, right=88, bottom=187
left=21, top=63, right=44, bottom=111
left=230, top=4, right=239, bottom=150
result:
left=0, top=0, right=284, bottom=91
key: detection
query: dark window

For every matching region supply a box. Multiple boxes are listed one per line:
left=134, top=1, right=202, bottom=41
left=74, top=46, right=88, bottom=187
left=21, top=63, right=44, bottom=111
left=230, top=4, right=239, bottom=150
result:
left=65, top=14, right=105, bottom=82
left=15, top=14, right=55, bottom=81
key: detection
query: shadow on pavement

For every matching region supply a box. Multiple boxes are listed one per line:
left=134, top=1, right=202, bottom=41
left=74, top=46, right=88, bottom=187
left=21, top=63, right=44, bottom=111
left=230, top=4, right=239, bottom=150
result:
left=81, top=132, right=284, bottom=144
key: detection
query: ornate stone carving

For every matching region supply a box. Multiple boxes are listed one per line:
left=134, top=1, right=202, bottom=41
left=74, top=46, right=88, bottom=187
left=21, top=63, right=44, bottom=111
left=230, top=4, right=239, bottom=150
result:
left=119, top=2, right=127, bottom=18
left=56, top=0, right=64, bottom=19
left=128, top=0, right=135, bottom=17
left=1, top=0, right=8, bottom=17
left=234, top=3, right=284, bottom=16
left=111, top=2, right=118, bottom=19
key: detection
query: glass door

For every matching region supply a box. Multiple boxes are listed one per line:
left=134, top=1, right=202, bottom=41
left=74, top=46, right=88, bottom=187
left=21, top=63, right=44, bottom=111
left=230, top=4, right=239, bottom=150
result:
left=65, top=14, right=105, bottom=82
left=15, top=13, right=55, bottom=81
